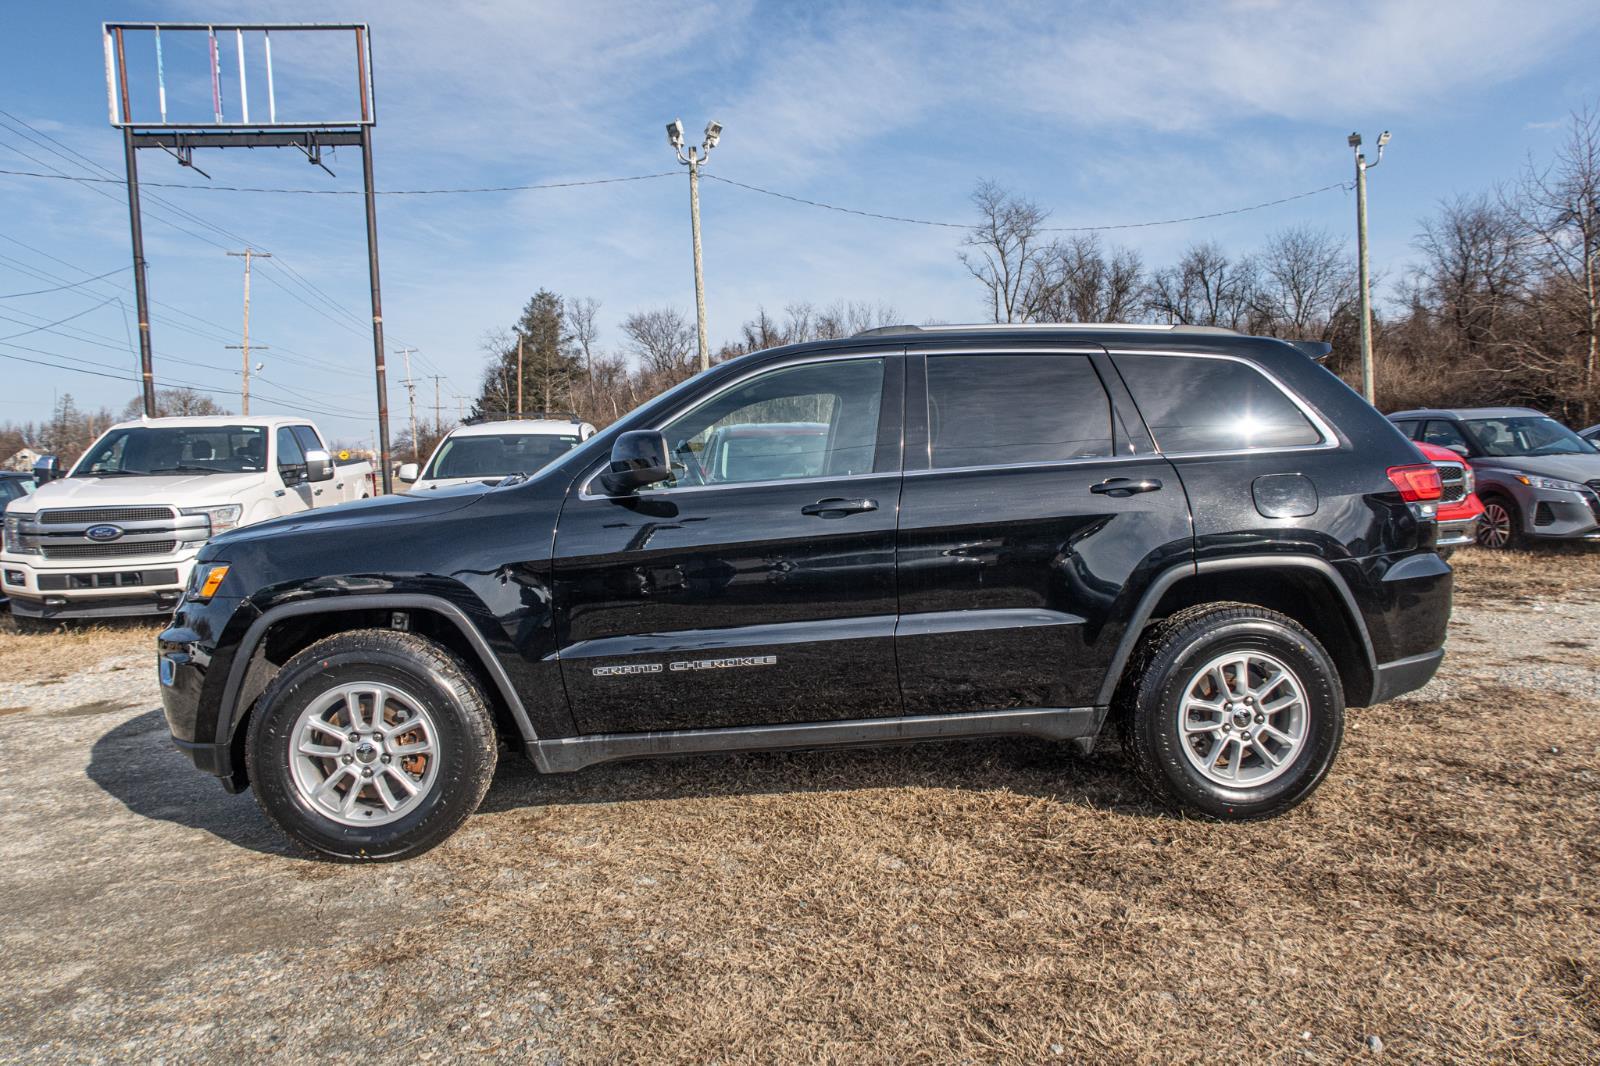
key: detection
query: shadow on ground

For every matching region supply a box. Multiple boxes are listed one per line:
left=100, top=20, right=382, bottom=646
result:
left=89, top=708, right=1164, bottom=858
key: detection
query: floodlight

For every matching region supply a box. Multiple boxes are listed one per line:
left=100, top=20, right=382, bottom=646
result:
left=1348, top=132, right=1361, bottom=148
left=667, top=119, right=685, bottom=149
left=703, top=120, right=722, bottom=149
left=1376, top=130, right=1391, bottom=148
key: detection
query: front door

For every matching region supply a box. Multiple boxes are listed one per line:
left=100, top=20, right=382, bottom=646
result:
left=553, top=353, right=904, bottom=734
left=274, top=426, right=315, bottom=514
left=895, top=348, right=1193, bottom=713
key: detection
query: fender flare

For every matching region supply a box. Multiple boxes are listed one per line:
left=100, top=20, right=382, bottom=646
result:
left=218, top=593, right=539, bottom=746
left=1094, top=554, right=1378, bottom=707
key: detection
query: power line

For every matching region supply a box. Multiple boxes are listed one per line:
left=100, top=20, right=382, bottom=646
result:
left=0, top=266, right=131, bottom=299
left=0, top=166, right=680, bottom=196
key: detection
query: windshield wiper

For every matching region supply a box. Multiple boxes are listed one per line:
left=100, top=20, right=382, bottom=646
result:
left=147, top=465, right=221, bottom=475
left=79, top=469, right=147, bottom=477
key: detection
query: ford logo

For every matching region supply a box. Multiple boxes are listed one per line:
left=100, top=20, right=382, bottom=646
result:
left=85, top=524, right=124, bottom=542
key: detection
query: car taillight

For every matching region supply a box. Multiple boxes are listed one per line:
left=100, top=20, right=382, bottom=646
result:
left=1387, top=464, right=1443, bottom=502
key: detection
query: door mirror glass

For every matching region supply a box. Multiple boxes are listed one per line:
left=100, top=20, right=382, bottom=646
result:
left=32, top=455, right=62, bottom=484
left=1445, top=443, right=1470, bottom=458
left=304, top=449, right=335, bottom=483
left=601, top=431, right=671, bottom=494
left=397, top=462, right=420, bottom=482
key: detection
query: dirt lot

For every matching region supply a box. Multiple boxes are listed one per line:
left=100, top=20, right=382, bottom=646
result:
left=2, top=549, right=1598, bottom=1064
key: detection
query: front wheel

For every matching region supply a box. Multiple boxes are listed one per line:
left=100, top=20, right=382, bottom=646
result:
left=247, top=629, right=497, bottom=861
left=1117, top=603, right=1345, bottom=820
left=1476, top=496, right=1520, bottom=550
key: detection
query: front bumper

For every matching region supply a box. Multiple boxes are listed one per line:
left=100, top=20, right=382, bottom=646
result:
left=2, top=553, right=195, bottom=618
left=1435, top=515, right=1479, bottom=548
left=1517, top=487, right=1600, bottom=541
left=159, top=595, right=252, bottom=792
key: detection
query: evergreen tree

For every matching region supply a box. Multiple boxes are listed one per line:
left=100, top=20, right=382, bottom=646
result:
left=471, top=290, right=584, bottom=419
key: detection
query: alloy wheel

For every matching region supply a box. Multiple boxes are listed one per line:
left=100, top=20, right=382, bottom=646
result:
left=1177, top=651, right=1308, bottom=787
left=289, top=682, right=439, bottom=827
left=1478, top=502, right=1513, bottom=549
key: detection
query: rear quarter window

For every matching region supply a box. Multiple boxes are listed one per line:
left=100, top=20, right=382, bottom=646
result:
left=1114, top=354, right=1323, bottom=453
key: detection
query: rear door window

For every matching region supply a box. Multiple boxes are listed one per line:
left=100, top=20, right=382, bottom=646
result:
left=1114, top=354, right=1323, bottom=453
left=1421, top=420, right=1471, bottom=452
left=926, top=353, right=1112, bottom=469
left=1391, top=419, right=1420, bottom=438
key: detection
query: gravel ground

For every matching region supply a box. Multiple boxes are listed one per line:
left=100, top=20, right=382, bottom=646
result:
left=1, top=549, right=1597, bottom=1063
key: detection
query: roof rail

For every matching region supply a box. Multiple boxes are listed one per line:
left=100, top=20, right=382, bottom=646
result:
left=853, top=322, right=1241, bottom=338
left=464, top=410, right=582, bottom=426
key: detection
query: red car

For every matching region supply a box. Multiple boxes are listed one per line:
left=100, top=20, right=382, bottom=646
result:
left=1415, top=440, right=1484, bottom=548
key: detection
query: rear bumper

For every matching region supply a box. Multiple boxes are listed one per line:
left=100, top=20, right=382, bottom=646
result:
left=1368, top=648, right=1445, bottom=703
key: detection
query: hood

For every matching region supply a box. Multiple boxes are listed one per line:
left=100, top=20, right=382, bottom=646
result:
left=205, top=484, right=490, bottom=554
left=1475, top=453, right=1600, bottom=483
left=407, top=476, right=503, bottom=493
left=19, top=472, right=265, bottom=509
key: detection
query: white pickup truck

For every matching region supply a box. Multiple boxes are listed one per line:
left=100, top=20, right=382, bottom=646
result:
left=2, top=415, right=373, bottom=623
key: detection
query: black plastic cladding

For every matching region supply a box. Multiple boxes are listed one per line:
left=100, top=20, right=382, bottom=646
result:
left=158, top=327, right=1449, bottom=783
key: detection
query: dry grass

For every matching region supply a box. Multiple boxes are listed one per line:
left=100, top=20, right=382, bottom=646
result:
left=1449, top=545, right=1600, bottom=607
left=328, top=550, right=1600, bottom=1065
left=0, top=614, right=160, bottom=682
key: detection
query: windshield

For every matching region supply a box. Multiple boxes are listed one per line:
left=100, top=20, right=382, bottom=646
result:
left=72, top=425, right=267, bottom=476
left=422, top=433, right=581, bottom=480
left=1460, top=416, right=1598, bottom=458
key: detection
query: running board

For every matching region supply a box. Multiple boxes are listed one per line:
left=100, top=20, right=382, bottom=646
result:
left=529, top=706, right=1104, bottom=773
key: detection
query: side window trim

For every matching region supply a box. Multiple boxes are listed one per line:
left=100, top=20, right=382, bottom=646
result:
left=1108, top=348, right=1338, bottom=458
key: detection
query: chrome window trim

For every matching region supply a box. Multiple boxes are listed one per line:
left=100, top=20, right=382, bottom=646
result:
left=903, top=454, right=1151, bottom=479
left=578, top=349, right=900, bottom=499
left=1107, top=347, right=1341, bottom=458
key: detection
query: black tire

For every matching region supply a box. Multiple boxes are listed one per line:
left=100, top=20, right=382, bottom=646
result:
left=1476, top=493, right=1521, bottom=550
left=1116, top=603, right=1344, bottom=821
left=247, top=629, right=497, bottom=862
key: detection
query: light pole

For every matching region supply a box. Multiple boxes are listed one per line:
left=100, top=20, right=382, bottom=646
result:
left=1349, top=129, right=1389, bottom=405
left=669, top=118, right=722, bottom=372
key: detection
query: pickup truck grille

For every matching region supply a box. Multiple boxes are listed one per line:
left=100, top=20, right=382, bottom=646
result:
left=1435, top=462, right=1467, bottom=504
left=40, top=506, right=176, bottom=525
left=42, top=540, right=179, bottom=560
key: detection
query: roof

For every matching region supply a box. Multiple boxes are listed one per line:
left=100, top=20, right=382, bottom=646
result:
left=855, top=322, right=1241, bottom=338
left=106, top=414, right=316, bottom=431
left=1387, top=407, right=1548, bottom=420
left=445, top=418, right=592, bottom=438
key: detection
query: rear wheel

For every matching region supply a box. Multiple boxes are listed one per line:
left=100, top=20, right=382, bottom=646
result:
left=1476, top=495, right=1520, bottom=549
left=1118, top=603, right=1344, bottom=820
left=247, top=629, right=497, bottom=861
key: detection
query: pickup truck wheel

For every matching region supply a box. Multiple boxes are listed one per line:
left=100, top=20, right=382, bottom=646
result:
left=1117, top=603, right=1344, bottom=821
left=247, top=629, right=497, bottom=861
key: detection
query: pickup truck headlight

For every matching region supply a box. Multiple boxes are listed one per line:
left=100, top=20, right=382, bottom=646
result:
left=3, top=513, right=38, bottom=555
left=180, top=503, right=243, bottom=536
left=1514, top=475, right=1588, bottom=493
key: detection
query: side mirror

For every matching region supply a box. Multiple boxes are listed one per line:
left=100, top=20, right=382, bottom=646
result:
left=1445, top=444, right=1470, bottom=459
left=305, top=449, right=335, bottom=483
left=32, top=455, right=62, bottom=484
left=397, top=462, right=420, bottom=483
left=600, top=430, right=671, bottom=495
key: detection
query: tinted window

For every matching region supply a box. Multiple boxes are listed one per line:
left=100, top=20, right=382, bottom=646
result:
left=1391, top=419, right=1420, bottom=438
left=926, top=354, right=1111, bottom=469
left=659, top=358, right=884, bottom=487
left=1460, top=415, right=1597, bottom=457
left=1422, top=420, right=1470, bottom=451
left=291, top=425, right=324, bottom=457
left=425, top=433, right=581, bottom=479
left=276, top=427, right=305, bottom=469
left=1115, top=354, right=1322, bottom=452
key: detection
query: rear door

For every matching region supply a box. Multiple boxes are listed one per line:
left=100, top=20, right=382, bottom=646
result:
left=552, top=352, right=905, bottom=734
left=894, top=347, right=1192, bottom=713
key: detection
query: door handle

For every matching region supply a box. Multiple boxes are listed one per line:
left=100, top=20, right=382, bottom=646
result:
left=1090, top=477, right=1163, bottom=497
left=801, top=497, right=879, bottom=517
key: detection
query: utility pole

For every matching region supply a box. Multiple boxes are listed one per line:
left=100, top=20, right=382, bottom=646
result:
left=120, top=123, right=157, bottom=417
left=668, top=118, right=722, bottom=372
left=224, top=248, right=270, bottom=414
left=516, top=334, right=524, bottom=414
left=1349, top=130, right=1390, bottom=405
left=395, top=346, right=418, bottom=460
left=429, top=374, right=444, bottom=434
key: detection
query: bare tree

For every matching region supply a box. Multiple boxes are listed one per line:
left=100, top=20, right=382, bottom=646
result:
left=1415, top=195, right=1526, bottom=353
left=1508, top=104, right=1600, bottom=422
left=1145, top=242, right=1258, bottom=329
left=1036, top=235, right=1145, bottom=323
left=567, top=296, right=602, bottom=377
left=1252, top=226, right=1358, bottom=338
left=960, top=180, right=1060, bottom=322
left=623, top=307, right=696, bottom=374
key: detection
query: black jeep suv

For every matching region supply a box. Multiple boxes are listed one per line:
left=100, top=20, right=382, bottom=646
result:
left=158, top=324, right=1452, bottom=860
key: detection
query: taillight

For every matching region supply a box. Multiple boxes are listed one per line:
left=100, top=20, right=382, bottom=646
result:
left=1387, top=464, right=1443, bottom=502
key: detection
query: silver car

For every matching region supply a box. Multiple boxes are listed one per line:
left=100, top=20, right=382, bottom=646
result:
left=1389, top=407, right=1600, bottom=549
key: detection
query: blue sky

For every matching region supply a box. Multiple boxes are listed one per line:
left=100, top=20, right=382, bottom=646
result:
left=3, top=0, right=1600, bottom=447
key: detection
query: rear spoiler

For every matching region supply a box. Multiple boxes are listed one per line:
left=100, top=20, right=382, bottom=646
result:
left=1290, top=341, right=1333, bottom=362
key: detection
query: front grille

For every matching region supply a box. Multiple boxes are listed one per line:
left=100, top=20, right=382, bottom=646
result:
left=40, top=506, right=175, bottom=525
left=41, top=540, right=177, bottom=560
left=37, top=568, right=180, bottom=590
left=1435, top=463, right=1466, bottom=504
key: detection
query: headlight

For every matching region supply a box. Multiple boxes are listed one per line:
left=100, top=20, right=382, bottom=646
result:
left=3, top=513, right=38, bottom=555
left=1515, top=475, right=1588, bottom=492
left=186, top=563, right=231, bottom=602
left=180, top=504, right=243, bottom=536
